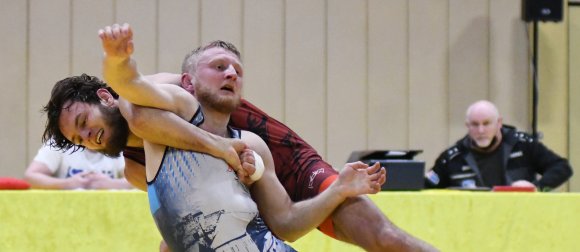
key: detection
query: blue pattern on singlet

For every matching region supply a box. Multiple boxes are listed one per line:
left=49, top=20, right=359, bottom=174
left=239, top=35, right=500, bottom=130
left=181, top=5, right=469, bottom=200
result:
left=147, top=108, right=295, bottom=252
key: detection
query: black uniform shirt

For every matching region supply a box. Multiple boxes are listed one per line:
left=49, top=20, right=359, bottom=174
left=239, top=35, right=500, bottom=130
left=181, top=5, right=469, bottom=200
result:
left=473, top=145, right=506, bottom=187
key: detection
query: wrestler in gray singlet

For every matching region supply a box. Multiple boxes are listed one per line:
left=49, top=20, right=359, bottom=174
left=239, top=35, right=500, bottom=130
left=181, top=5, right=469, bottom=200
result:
left=147, top=109, right=295, bottom=252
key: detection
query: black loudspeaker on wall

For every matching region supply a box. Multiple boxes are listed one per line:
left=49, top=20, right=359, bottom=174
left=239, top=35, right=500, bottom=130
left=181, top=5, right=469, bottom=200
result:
left=522, top=0, right=563, bottom=22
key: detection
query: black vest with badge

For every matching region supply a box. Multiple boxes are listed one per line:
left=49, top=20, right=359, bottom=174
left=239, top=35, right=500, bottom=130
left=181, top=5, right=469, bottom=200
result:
left=425, top=125, right=572, bottom=190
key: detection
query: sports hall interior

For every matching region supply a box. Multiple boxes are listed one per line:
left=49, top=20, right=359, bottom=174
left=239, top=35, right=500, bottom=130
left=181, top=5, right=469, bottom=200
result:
left=1, top=1, right=579, bottom=251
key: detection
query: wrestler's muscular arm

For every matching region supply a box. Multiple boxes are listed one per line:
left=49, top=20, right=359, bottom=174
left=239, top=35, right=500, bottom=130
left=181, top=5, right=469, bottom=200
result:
left=100, top=24, right=196, bottom=122
left=99, top=24, right=245, bottom=188
left=118, top=105, right=247, bottom=190
left=121, top=102, right=246, bottom=171
left=100, top=24, right=208, bottom=180
left=243, top=131, right=384, bottom=242
left=134, top=73, right=246, bottom=173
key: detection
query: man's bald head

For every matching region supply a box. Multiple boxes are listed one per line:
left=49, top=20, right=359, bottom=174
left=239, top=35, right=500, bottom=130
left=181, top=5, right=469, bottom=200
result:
left=465, top=100, right=502, bottom=149
left=466, top=100, right=500, bottom=122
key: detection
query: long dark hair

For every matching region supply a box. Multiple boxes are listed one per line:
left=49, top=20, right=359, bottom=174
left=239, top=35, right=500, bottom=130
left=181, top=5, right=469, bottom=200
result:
left=42, top=74, right=118, bottom=151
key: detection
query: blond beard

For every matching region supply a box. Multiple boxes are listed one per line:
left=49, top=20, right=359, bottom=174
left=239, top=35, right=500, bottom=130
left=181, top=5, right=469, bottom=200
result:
left=194, top=85, right=240, bottom=114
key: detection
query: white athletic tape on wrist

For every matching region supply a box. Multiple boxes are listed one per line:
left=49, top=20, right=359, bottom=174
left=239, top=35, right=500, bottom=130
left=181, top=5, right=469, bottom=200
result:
left=250, top=151, right=265, bottom=181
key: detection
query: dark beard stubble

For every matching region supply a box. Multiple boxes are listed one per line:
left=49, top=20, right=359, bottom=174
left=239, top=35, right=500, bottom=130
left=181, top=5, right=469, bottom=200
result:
left=98, top=105, right=129, bottom=157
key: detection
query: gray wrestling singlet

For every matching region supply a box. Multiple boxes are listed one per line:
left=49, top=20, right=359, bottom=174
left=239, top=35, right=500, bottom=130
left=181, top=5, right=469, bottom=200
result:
left=147, top=109, right=295, bottom=252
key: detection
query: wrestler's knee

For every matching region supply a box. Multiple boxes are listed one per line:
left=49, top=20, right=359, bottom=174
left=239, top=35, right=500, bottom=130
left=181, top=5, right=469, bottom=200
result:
left=331, top=196, right=405, bottom=251
left=333, top=196, right=437, bottom=252
left=371, top=225, right=413, bottom=251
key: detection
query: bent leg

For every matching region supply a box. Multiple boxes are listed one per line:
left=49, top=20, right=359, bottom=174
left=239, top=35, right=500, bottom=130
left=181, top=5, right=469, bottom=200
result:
left=332, top=196, right=438, bottom=252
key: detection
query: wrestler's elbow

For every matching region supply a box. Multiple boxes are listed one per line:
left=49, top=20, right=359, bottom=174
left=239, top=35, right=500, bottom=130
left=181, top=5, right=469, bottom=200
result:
left=281, top=233, right=299, bottom=243
left=268, top=218, right=300, bottom=242
left=123, top=159, right=147, bottom=192
left=272, top=228, right=299, bottom=243
left=125, top=171, right=146, bottom=191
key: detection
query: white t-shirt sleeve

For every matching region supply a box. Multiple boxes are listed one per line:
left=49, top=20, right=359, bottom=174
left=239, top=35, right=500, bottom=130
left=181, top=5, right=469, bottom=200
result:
left=115, top=154, right=126, bottom=178
left=32, top=144, right=64, bottom=173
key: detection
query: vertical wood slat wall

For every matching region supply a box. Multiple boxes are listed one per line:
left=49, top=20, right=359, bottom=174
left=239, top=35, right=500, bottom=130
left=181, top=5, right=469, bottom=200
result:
left=568, top=5, right=580, bottom=192
left=2, top=0, right=571, bottom=190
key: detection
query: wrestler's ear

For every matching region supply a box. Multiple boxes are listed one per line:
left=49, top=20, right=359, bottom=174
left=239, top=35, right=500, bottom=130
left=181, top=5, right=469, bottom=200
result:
left=96, top=88, right=115, bottom=107
left=181, top=73, right=195, bottom=94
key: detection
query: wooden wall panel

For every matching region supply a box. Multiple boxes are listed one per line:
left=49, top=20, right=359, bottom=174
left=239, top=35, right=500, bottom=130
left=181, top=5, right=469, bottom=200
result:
left=158, top=0, right=200, bottom=73
left=568, top=7, right=580, bottom=192
left=536, top=8, right=569, bottom=191
left=448, top=0, right=489, bottom=142
left=3, top=0, right=570, bottom=191
left=285, top=0, right=327, bottom=157
left=28, top=0, right=71, bottom=161
left=368, top=0, right=410, bottom=150
left=537, top=23, right=569, bottom=157
left=489, top=0, right=529, bottom=130
left=115, top=0, right=158, bottom=74
left=408, top=0, right=448, bottom=167
left=327, top=0, right=367, bottom=168
left=71, top=0, right=114, bottom=78
left=200, top=0, right=243, bottom=48
left=0, top=0, right=28, bottom=177
left=243, top=0, right=285, bottom=119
